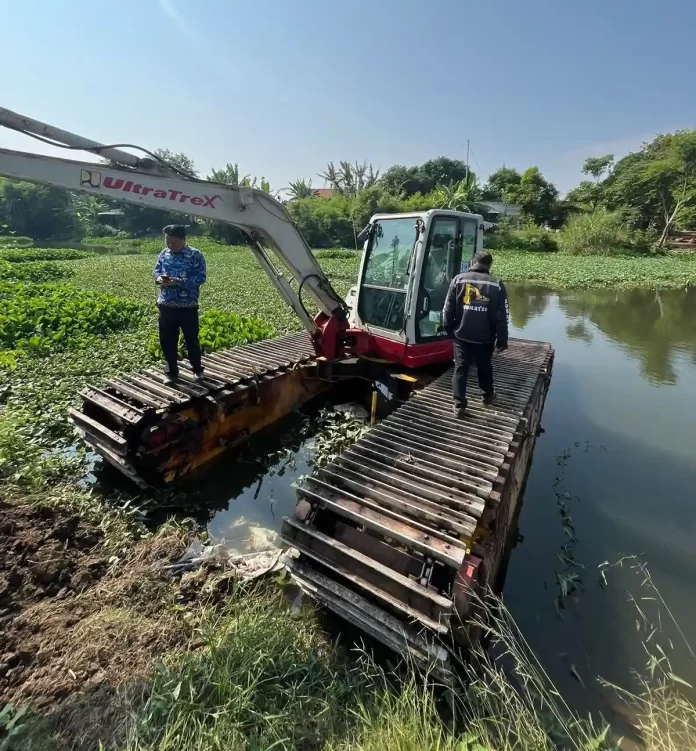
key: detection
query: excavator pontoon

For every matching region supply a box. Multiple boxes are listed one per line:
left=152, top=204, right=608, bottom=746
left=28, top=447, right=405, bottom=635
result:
left=0, top=107, right=554, bottom=672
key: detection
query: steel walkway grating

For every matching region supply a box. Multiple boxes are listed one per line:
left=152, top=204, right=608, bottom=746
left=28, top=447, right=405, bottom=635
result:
left=282, top=338, right=554, bottom=663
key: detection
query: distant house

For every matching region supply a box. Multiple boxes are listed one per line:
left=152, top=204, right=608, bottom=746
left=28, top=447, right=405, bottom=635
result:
left=313, top=188, right=336, bottom=199
left=480, top=201, right=521, bottom=224
left=97, top=209, right=125, bottom=227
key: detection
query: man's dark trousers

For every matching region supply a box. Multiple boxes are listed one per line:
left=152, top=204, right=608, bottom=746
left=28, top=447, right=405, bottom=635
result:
left=453, top=339, right=494, bottom=408
left=158, top=305, right=202, bottom=376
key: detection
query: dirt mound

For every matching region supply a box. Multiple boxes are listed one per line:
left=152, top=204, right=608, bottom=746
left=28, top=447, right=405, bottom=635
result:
left=0, top=500, right=190, bottom=749
left=0, top=500, right=110, bottom=700
left=0, top=501, right=104, bottom=619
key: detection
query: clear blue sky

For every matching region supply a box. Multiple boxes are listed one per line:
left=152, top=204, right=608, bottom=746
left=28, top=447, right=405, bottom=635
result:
left=2, top=0, right=695, bottom=195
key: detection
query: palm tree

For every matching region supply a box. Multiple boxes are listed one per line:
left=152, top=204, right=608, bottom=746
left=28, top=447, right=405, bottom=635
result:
left=318, top=161, right=342, bottom=192
left=287, top=178, right=315, bottom=200
left=318, top=161, right=380, bottom=196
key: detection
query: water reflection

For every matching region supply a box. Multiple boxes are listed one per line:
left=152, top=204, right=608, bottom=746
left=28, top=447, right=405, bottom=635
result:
left=503, top=283, right=696, bottom=717
left=565, top=320, right=593, bottom=344
left=203, top=439, right=313, bottom=555
left=507, top=286, right=550, bottom=329
left=507, top=285, right=696, bottom=385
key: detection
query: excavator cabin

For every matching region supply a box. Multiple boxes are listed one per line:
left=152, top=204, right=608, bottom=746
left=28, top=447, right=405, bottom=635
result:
left=348, top=210, right=484, bottom=367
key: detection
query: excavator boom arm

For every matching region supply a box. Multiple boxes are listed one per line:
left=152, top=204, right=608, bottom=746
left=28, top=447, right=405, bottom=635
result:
left=0, top=109, right=348, bottom=356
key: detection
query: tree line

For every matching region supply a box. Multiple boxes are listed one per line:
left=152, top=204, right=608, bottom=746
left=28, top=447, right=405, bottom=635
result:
left=1, top=130, right=694, bottom=249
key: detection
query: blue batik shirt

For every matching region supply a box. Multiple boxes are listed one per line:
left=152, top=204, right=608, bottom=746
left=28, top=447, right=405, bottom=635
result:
left=153, top=246, right=207, bottom=307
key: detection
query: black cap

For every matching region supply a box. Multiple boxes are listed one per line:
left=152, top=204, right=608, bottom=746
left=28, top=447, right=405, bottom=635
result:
left=163, top=224, right=187, bottom=238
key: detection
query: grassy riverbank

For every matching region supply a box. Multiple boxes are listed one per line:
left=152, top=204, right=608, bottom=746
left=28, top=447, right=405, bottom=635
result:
left=494, top=250, right=696, bottom=290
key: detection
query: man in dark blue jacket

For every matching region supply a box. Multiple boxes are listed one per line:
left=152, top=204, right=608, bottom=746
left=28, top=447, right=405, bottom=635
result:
left=443, top=251, right=509, bottom=417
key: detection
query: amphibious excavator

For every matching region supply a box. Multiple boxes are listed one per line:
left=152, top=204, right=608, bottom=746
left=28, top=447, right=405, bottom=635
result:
left=0, top=108, right=554, bottom=673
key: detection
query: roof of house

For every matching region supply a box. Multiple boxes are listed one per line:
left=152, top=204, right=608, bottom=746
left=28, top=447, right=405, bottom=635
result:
left=313, top=188, right=336, bottom=199
left=481, top=201, right=521, bottom=215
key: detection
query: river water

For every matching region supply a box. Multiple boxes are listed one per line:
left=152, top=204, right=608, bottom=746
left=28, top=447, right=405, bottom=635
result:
left=208, top=285, right=696, bottom=715
left=503, top=284, right=696, bottom=715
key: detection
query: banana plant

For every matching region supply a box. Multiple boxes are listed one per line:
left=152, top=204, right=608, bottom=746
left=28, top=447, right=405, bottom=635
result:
left=432, top=176, right=487, bottom=214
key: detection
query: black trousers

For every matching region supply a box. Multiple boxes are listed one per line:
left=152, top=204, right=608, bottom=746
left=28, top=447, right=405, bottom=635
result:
left=158, top=305, right=202, bottom=375
left=453, top=339, right=494, bottom=407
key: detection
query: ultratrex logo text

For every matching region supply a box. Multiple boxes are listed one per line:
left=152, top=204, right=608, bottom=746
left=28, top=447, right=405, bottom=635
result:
left=79, top=170, right=221, bottom=208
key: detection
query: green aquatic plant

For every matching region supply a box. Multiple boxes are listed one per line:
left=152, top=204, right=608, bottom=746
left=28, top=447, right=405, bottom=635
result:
left=146, top=308, right=274, bottom=361
left=0, top=282, right=144, bottom=357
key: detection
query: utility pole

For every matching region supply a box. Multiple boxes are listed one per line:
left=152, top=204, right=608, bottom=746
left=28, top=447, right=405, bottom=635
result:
left=465, top=139, right=470, bottom=185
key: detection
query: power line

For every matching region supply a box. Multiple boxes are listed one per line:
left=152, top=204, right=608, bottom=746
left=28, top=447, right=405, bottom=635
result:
left=469, top=145, right=483, bottom=175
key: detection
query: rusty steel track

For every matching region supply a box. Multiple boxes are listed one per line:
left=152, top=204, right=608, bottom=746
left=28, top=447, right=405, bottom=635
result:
left=70, top=332, right=318, bottom=485
left=281, top=338, right=554, bottom=672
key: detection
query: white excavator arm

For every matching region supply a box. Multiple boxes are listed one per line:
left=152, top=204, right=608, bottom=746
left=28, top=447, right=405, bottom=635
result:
left=0, top=107, right=349, bottom=358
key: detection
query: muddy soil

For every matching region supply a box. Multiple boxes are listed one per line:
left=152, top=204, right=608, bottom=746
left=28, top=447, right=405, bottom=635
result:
left=0, top=500, right=190, bottom=749
left=0, top=501, right=104, bottom=622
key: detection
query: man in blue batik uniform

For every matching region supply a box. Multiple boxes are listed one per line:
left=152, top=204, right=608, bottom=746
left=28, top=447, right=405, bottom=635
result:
left=153, top=225, right=207, bottom=383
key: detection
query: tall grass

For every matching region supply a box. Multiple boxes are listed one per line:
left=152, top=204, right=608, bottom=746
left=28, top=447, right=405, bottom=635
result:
left=599, top=557, right=696, bottom=751
left=0, top=247, right=90, bottom=261
left=123, top=567, right=696, bottom=751
left=115, top=581, right=615, bottom=751
left=314, top=248, right=359, bottom=260
left=558, top=210, right=650, bottom=256
left=119, top=581, right=484, bottom=751
left=459, top=598, right=615, bottom=751
left=8, top=563, right=696, bottom=750
left=122, top=582, right=379, bottom=750
left=325, top=680, right=464, bottom=751
left=459, top=558, right=696, bottom=751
